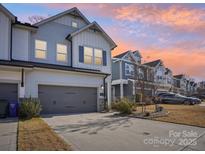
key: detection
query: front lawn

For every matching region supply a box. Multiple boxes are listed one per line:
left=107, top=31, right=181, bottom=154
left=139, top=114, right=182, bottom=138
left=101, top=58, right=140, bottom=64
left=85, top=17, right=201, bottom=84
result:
left=18, top=118, right=71, bottom=151
left=141, top=104, right=205, bottom=127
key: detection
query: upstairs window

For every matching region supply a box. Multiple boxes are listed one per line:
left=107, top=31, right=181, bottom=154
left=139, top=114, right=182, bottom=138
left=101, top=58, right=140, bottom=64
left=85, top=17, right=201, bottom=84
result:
left=125, top=63, right=134, bottom=76
left=94, top=49, right=102, bottom=65
left=56, top=44, right=67, bottom=62
left=35, top=40, right=47, bottom=59
left=72, top=21, right=78, bottom=28
left=84, top=47, right=93, bottom=64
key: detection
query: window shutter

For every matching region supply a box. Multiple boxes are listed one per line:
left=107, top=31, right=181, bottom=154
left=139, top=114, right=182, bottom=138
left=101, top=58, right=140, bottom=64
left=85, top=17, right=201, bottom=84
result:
left=103, top=50, right=107, bottom=66
left=79, top=46, right=84, bottom=63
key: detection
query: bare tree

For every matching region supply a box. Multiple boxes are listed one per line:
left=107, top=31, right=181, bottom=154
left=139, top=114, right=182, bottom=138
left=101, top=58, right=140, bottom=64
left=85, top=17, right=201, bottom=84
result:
left=28, top=15, right=46, bottom=24
left=134, top=65, right=148, bottom=113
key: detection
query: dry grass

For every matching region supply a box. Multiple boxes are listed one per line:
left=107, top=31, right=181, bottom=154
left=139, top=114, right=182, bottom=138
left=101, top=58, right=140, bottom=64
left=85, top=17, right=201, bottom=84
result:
left=18, top=118, right=71, bottom=151
left=138, top=104, right=205, bottom=127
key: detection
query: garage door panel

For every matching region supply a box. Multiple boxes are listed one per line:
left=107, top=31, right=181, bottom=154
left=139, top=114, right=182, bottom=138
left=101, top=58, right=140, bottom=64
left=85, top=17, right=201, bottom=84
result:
left=38, top=85, right=97, bottom=114
left=0, top=83, right=18, bottom=102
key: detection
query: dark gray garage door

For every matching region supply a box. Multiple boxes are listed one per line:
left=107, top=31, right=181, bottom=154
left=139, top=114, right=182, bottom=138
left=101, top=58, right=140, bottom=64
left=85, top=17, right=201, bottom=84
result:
left=0, top=83, right=18, bottom=102
left=38, top=85, right=97, bottom=114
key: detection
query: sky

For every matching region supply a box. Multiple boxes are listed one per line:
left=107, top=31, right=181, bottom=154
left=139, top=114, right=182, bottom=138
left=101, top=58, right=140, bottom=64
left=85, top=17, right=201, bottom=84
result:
left=3, top=3, right=205, bottom=81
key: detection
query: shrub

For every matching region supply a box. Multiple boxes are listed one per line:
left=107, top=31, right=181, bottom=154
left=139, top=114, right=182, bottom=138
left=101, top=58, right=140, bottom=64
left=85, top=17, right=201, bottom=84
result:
left=112, top=98, right=136, bottom=114
left=19, top=98, right=42, bottom=119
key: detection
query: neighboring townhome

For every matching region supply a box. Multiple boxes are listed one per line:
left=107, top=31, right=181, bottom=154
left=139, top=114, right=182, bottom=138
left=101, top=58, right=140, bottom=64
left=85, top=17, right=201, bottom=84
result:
left=111, top=50, right=154, bottom=101
left=0, top=4, right=117, bottom=114
left=165, top=68, right=173, bottom=86
left=143, top=59, right=172, bottom=92
left=173, top=74, right=187, bottom=95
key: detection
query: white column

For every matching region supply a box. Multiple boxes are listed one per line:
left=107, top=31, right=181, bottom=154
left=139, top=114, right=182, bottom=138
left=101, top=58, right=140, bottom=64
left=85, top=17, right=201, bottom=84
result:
left=132, top=80, right=135, bottom=95
left=119, top=60, right=123, bottom=99
left=120, top=82, right=124, bottom=99
left=19, top=69, right=25, bottom=98
left=107, top=81, right=111, bottom=109
left=112, top=86, right=116, bottom=101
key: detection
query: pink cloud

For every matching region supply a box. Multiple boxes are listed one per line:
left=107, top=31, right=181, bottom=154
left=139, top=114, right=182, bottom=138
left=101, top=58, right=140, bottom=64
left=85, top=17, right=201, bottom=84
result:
left=114, top=4, right=205, bottom=33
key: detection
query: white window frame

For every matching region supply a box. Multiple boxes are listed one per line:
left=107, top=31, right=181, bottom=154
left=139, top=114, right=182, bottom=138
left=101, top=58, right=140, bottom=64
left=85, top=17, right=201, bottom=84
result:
left=94, top=48, right=103, bottom=65
left=35, top=39, right=47, bottom=59
left=71, top=21, right=78, bottom=28
left=56, top=43, right=67, bottom=62
left=138, top=67, right=144, bottom=79
left=125, top=63, right=134, bottom=76
left=83, top=46, right=103, bottom=66
left=83, top=46, right=93, bottom=64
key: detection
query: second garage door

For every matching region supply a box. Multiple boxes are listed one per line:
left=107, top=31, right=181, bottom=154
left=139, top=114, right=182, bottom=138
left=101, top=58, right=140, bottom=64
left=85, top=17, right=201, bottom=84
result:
left=38, top=85, right=97, bottom=114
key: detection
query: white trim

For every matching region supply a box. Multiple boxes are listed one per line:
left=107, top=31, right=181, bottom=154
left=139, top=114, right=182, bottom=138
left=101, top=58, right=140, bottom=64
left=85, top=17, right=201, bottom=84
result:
left=112, top=79, right=128, bottom=85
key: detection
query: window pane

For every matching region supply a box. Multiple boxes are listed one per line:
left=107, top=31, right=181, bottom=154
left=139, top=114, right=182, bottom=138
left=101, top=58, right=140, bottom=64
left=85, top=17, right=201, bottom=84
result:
left=72, top=21, right=78, bottom=28
left=95, top=57, right=102, bottom=65
left=57, top=54, right=66, bottom=62
left=57, top=44, right=67, bottom=54
left=35, top=50, right=46, bottom=59
left=94, top=49, right=102, bottom=65
left=84, top=47, right=93, bottom=64
left=84, top=55, right=92, bottom=64
left=84, top=47, right=93, bottom=56
left=94, top=49, right=102, bottom=57
left=35, top=40, right=46, bottom=50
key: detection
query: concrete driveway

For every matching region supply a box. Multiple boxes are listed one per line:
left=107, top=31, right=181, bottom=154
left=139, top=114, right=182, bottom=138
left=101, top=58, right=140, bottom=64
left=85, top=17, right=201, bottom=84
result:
left=43, top=113, right=205, bottom=151
left=0, top=118, right=17, bottom=151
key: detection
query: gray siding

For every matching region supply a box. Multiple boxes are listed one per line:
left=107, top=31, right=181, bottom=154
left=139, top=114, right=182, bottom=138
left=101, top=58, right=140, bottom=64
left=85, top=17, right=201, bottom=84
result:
left=0, top=11, right=11, bottom=60
left=124, top=80, right=134, bottom=97
left=30, top=22, right=74, bottom=66
left=112, top=60, right=120, bottom=80
left=54, top=14, right=87, bottom=29
left=72, top=29, right=111, bottom=74
left=12, top=27, right=30, bottom=61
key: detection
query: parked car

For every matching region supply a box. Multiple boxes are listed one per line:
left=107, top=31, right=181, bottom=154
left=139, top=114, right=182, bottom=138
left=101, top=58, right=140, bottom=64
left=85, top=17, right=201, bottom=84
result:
left=157, top=93, right=197, bottom=105
left=188, top=97, right=201, bottom=104
left=190, top=94, right=205, bottom=101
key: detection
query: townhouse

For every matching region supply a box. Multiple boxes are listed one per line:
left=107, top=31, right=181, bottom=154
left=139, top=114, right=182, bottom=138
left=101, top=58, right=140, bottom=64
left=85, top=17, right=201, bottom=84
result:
left=111, top=50, right=154, bottom=101
left=0, top=4, right=117, bottom=114
left=112, top=51, right=198, bottom=101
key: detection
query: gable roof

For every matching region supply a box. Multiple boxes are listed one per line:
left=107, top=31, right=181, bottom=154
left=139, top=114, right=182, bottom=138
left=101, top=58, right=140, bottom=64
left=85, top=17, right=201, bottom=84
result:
left=113, top=50, right=142, bottom=63
left=143, top=59, right=162, bottom=67
left=165, top=68, right=172, bottom=74
left=0, top=4, right=15, bottom=21
left=133, top=50, right=142, bottom=58
left=34, top=7, right=90, bottom=26
left=113, top=51, right=130, bottom=58
left=174, top=74, right=185, bottom=79
left=66, top=21, right=117, bottom=50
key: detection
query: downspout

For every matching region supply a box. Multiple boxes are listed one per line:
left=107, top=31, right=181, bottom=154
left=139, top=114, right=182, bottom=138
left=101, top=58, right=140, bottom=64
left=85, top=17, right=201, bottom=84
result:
left=67, top=38, right=73, bottom=67
left=21, top=68, right=24, bottom=87
left=103, top=74, right=110, bottom=110
left=10, top=22, right=13, bottom=61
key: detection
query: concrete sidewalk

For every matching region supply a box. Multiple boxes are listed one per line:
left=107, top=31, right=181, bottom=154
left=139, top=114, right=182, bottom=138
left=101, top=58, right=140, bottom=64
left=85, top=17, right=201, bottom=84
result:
left=0, top=118, right=18, bottom=151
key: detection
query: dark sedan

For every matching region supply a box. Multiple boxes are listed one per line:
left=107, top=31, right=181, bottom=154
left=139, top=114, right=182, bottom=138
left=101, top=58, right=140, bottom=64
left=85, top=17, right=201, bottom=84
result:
left=158, top=93, right=198, bottom=105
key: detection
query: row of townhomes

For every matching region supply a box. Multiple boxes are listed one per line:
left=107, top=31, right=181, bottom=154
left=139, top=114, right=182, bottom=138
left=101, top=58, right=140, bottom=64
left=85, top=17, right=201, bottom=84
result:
left=0, top=4, right=199, bottom=114
left=0, top=4, right=117, bottom=114
left=111, top=50, right=198, bottom=101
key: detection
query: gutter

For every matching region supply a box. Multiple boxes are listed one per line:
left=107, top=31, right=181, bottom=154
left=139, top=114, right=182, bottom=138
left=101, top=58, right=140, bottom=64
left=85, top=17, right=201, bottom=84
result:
left=66, top=34, right=73, bottom=67
left=68, top=38, right=73, bottom=67
left=10, top=21, right=14, bottom=60
left=103, top=74, right=110, bottom=109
